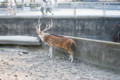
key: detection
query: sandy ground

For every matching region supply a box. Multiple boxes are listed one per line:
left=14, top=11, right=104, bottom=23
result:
left=0, top=46, right=120, bottom=80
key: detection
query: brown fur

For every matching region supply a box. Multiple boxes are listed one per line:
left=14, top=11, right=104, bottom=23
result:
left=36, top=19, right=76, bottom=62
left=42, top=34, right=76, bottom=56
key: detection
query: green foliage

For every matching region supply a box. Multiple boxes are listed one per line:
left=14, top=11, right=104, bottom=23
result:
left=17, top=3, right=22, bottom=6
left=0, top=48, right=5, bottom=52
left=76, top=0, right=83, bottom=2
left=0, top=4, right=2, bottom=6
left=24, top=3, right=27, bottom=6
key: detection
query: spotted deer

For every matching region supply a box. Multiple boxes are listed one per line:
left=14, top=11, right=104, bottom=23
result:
left=36, top=18, right=76, bottom=62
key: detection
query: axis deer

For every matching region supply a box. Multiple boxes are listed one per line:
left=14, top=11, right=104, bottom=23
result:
left=36, top=18, right=76, bottom=62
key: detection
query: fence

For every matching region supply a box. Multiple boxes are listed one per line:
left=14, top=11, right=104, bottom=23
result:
left=0, top=2, right=120, bottom=17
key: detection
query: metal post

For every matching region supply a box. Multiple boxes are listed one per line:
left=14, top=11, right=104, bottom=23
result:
left=22, top=0, right=24, bottom=10
left=103, top=1, right=106, bottom=17
left=74, top=0, right=76, bottom=17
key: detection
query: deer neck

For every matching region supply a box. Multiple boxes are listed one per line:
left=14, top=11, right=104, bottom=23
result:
left=39, top=33, right=49, bottom=42
left=39, top=33, right=44, bottom=41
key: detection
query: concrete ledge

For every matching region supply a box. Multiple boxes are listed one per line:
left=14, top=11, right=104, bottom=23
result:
left=0, top=36, right=41, bottom=46
left=0, top=14, right=120, bottom=19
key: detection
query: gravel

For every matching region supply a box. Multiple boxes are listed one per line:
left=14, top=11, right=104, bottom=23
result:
left=0, top=46, right=119, bottom=80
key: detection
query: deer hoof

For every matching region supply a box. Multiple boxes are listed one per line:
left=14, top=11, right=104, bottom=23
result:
left=70, top=55, right=73, bottom=62
left=71, top=59, right=73, bottom=62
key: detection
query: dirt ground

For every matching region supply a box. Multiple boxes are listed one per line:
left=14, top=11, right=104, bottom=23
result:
left=0, top=46, right=120, bottom=80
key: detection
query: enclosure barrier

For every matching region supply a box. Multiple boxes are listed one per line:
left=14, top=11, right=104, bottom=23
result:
left=0, top=35, right=119, bottom=71
left=0, top=2, right=120, bottom=17
left=53, top=36, right=120, bottom=71
left=0, top=36, right=40, bottom=46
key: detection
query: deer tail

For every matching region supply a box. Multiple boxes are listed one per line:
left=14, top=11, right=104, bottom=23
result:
left=71, top=39, right=77, bottom=47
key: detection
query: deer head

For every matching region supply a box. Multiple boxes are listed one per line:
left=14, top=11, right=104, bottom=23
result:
left=36, top=18, right=53, bottom=35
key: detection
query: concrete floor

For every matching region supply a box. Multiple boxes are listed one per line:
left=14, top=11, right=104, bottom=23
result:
left=0, top=46, right=120, bottom=80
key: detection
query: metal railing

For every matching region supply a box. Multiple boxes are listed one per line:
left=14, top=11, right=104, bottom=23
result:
left=0, top=2, right=120, bottom=17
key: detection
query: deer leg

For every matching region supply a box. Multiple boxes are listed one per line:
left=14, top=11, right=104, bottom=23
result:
left=65, top=46, right=73, bottom=62
left=69, top=55, right=71, bottom=60
left=68, top=49, right=73, bottom=62
left=49, top=46, right=53, bottom=58
left=69, top=54, right=73, bottom=62
left=48, top=50, right=51, bottom=57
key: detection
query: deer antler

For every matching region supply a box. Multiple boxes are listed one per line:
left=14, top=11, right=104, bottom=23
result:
left=42, top=18, right=53, bottom=32
left=36, top=18, right=42, bottom=31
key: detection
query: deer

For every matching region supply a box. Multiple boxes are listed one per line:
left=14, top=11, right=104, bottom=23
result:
left=36, top=18, right=76, bottom=62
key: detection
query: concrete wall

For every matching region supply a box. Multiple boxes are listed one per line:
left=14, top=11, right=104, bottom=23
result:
left=0, top=16, right=120, bottom=41
left=57, top=2, right=120, bottom=10
left=72, top=37, right=120, bottom=70
left=53, top=36, right=120, bottom=70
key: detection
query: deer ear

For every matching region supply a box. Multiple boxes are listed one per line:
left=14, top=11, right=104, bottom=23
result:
left=36, top=29, right=39, bottom=33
